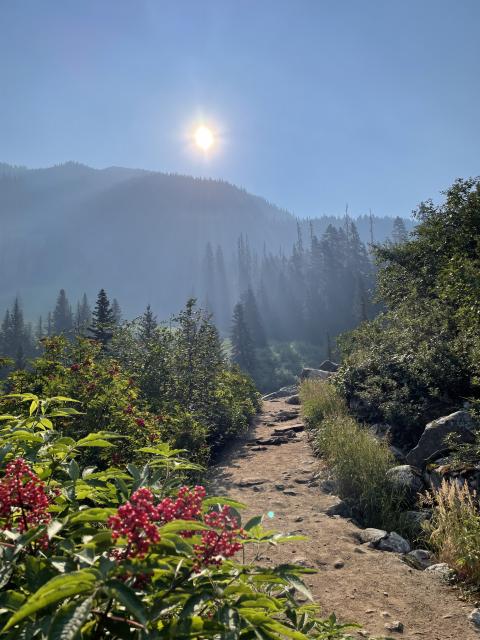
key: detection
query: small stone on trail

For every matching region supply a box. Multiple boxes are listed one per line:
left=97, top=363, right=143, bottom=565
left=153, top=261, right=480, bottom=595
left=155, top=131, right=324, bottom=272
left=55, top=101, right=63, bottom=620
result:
left=354, top=547, right=366, bottom=554
left=294, top=516, right=304, bottom=522
left=283, top=490, right=297, bottom=496
left=333, top=559, right=344, bottom=569
left=468, top=609, right=480, bottom=628
left=238, top=478, right=267, bottom=487
left=385, top=620, right=404, bottom=633
left=425, top=563, right=455, bottom=581
left=275, top=484, right=286, bottom=491
left=250, top=446, right=268, bottom=451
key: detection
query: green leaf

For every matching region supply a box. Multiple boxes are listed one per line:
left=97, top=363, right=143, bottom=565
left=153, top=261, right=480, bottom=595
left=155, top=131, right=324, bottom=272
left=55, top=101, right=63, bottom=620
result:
left=48, top=596, right=94, bottom=640
left=68, top=459, right=80, bottom=481
left=69, top=508, right=116, bottom=524
left=106, top=580, right=148, bottom=625
left=3, top=570, right=98, bottom=631
left=159, top=520, right=210, bottom=534
left=244, top=516, right=263, bottom=531
left=203, top=497, right=246, bottom=511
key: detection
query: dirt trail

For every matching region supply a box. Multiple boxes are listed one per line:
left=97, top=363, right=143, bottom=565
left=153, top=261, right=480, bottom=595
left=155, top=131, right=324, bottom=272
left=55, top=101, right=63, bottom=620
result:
left=208, top=398, right=476, bottom=639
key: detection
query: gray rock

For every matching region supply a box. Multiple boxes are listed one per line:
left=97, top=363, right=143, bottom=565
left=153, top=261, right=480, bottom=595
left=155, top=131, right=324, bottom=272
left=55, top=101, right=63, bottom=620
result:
left=333, top=558, right=344, bottom=568
left=262, top=385, right=298, bottom=401
left=255, top=436, right=290, bottom=446
left=299, top=367, right=333, bottom=381
left=384, top=620, right=404, bottom=633
left=404, top=509, right=432, bottom=531
left=385, top=465, right=424, bottom=504
left=273, top=423, right=305, bottom=435
left=237, top=478, right=267, bottom=487
left=406, top=411, right=476, bottom=468
left=324, top=498, right=351, bottom=518
left=285, top=395, right=301, bottom=405
left=405, top=549, right=432, bottom=570
left=377, top=532, right=411, bottom=554
left=425, top=563, right=455, bottom=581
left=318, top=359, right=340, bottom=372
left=468, top=609, right=480, bottom=628
left=390, top=446, right=407, bottom=463
left=358, top=528, right=388, bottom=546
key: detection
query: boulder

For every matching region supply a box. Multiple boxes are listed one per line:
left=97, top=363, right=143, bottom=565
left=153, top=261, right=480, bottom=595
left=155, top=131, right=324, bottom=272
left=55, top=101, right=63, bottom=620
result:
left=318, top=360, right=339, bottom=372
left=425, top=563, right=455, bottom=581
left=468, top=609, right=480, bottom=628
left=358, top=528, right=388, bottom=546
left=285, top=395, right=301, bottom=405
left=300, top=368, right=332, bottom=381
left=405, top=549, right=432, bottom=570
left=323, top=498, right=350, bottom=518
left=262, top=385, right=298, bottom=400
left=404, top=509, right=432, bottom=531
left=385, top=465, right=424, bottom=504
left=390, top=446, right=407, bottom=463
left=406, top=411, right=476, bottom=468
left=377, top=532, right=411, bottom=554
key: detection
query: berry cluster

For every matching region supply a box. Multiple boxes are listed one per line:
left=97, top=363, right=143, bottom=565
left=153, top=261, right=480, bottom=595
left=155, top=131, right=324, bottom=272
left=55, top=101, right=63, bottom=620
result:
left=108, top=485, right=245, bottom=568
left=194, top=505, right=245, bottom=569
left=0, top=458, right=52, bottom=541
left=108, top=488, right=160, bottom=558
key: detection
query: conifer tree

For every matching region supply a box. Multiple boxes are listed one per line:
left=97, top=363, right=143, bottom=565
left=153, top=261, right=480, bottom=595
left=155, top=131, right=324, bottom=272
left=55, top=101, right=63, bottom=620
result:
left=231, top=303, right=256, bottom=375
left=112, top=298, right=122, bottom=325
left=139, top=304, right=158, bottom=344
left=89, top=289, right=115, bottom=347
left=74, top=293, right=91, bottom=335
left=241, top=288, right=267, bottom=347
left=53, top=289, right=73, bottom=335
left=392, top=216, right=408, bottom=244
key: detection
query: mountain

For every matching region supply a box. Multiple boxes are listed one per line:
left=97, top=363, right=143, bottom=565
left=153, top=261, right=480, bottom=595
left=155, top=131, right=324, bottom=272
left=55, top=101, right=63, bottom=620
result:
left=0, top=162, right=413, bottom=319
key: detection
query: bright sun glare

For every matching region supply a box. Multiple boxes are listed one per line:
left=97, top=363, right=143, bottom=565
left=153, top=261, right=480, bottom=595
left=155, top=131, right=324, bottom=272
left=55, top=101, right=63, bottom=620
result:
left=194, top=125, right=214, bottom=151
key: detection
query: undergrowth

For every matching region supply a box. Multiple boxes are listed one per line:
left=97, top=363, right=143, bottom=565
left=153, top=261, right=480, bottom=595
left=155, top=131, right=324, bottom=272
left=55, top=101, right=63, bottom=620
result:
left=424, top=479, right=480, bottom=585
left=300, top=380, right=406, bottom=530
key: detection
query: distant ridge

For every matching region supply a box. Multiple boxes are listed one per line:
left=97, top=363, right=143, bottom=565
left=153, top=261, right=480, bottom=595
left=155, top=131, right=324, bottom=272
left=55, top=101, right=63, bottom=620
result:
left=0, top=162, right=413, bottom=318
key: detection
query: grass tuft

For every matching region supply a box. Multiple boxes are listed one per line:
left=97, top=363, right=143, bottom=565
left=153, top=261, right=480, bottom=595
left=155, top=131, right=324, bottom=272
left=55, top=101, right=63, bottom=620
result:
left=300, top=380, right=405, bottom=530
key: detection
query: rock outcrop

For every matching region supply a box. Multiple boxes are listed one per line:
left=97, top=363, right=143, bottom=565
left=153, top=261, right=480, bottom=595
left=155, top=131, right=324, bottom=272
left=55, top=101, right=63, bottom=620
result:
left=406, top=411, right=476, bottom=468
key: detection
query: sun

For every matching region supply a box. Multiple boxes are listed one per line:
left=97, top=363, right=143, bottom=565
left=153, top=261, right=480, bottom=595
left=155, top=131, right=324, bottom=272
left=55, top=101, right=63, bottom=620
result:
left=194, top=125, right=214, bottom=151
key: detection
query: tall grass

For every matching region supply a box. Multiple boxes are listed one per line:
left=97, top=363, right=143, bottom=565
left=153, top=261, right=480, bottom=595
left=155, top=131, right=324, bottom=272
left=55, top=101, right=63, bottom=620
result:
left=300, top=380, right=403, bottom=529
left=424, top=480, right=480, bottom=584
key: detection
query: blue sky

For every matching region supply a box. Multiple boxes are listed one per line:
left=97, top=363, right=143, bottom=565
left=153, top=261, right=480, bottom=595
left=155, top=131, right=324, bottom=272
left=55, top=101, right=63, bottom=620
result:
left=1, top=0, right=479, bottom=218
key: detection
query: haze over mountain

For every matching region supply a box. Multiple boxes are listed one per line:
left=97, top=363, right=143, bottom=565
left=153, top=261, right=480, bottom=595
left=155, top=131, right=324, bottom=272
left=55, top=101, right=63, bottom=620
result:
left=0, top=162, right=412, bottom=319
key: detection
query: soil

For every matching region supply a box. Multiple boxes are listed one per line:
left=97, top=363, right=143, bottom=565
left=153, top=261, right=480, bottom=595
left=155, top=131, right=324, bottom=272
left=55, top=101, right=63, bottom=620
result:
left=208, top=398, right=477, bottom=639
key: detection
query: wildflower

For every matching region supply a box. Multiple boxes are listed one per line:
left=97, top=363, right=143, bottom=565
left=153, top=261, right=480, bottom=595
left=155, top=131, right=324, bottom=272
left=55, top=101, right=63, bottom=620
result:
left=135, top=418, right=145, bottom=427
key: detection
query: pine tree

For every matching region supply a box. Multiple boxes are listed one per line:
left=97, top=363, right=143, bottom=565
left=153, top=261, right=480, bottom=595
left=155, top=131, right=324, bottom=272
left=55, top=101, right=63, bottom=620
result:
left=89, top=289, right=115, bottom=347
left=215, top=245, right=231, bottom=333
left=112, top=298, right=122, bottom=325
left=53, top=289, right=73, bottom=335
left=139, top=304, right=158, bottom=344
left=46, top=312, right=53, bottom=337
left=231, top=303, right=256, bottom=375
left=35, top=316, right=44, bottom=341
left=241, top=288, right=267, bottom=347
left=392, top=217, right=408, bottom=244
left=74, top=294, right=91, bottom=335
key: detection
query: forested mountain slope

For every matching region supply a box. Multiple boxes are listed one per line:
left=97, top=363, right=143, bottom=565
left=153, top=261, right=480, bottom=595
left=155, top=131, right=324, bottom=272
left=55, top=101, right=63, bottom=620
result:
left=0, top=162, right=412, bottom=319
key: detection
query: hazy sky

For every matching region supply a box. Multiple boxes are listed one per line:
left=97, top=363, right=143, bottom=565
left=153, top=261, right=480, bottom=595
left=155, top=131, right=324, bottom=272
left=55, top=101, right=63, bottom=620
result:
left=1, top=0, right=479, bottom=218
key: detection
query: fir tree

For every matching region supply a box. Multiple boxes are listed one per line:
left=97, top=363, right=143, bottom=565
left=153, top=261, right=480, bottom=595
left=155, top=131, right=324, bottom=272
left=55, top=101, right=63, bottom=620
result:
left=241, top=288, right=267, bottom=347
left=53, top=289, right=73, bottom=335
left=89, top=289, right=115, bottom=347
left=139, top=304, right=158, bottom=344
left=392, top=216, right=408, bottom=244
left=74, top=294, right=91, bottom=335
left=231, top=303, right=256, bottom=375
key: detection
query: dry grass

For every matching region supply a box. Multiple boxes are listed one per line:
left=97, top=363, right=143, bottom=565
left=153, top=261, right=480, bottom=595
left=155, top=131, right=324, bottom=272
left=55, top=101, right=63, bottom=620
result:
left=300, top=380, right=402, bottom=529
left=424, top=479, right=480, bottom=584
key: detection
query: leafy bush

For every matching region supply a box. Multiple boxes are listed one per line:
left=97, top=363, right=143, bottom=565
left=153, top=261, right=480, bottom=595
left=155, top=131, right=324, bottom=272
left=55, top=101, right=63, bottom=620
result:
left=424, top=480, right=480, bottom=584
left=300, top=381, right=404, bottom=529
left=4, top=301, right=260, bottom=468
left=337, top=178, right=480, bottom=447
left=0, top=391, right=358, bottom=639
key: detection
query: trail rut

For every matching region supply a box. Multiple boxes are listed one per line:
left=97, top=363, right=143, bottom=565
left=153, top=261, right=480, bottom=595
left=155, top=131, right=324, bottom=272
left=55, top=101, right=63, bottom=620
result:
left=208, top=398, right=477, bottom=639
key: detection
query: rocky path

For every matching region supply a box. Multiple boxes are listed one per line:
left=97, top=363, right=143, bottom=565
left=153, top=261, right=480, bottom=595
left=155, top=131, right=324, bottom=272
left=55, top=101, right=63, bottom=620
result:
left=208, top=398, right=477, bottom=639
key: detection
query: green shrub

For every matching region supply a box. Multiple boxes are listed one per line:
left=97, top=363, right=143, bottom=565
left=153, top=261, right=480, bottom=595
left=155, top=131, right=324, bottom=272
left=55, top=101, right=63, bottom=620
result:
left=424, top=480, right=480, bottom=584
left=301, top=381, right=404, bottom=529
left=0, top=392, right=356, bottom=639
